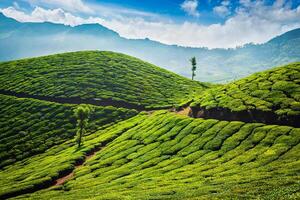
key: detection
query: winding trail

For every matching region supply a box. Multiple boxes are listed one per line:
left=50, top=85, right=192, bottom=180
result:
left=1, top=114, right=138, bottom=200
left=54, top=148, right=101, bottom=186
left=54, top=171, right=75, bottom=186
left=0, top=147, right=104, bottom=199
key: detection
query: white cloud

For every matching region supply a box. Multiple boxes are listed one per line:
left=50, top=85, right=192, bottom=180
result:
left=1, top=0, right=300, bottom=49
left=0, top=6, right=103, bottom=26
left=27, top=0, right=93, bottom=14
left=213, top=1, right=231, bottom=17
left=181, top=0, right=200, bottom=17
left=95, top=0, right=300, bottom=48
left=25, top=0, right=160, bottom=20
left=1, top=6, right=34, bottom=22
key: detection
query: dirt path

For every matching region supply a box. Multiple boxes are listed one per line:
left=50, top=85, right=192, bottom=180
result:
left=0, top=147, right=104, bottom=199
left=54, top=172, right=75, bottom=186
left=176, top=107, right=191, bottom=116
left=54, top=148, right=100, bottom=186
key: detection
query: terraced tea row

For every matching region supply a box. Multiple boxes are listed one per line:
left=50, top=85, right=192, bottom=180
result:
left=0, top=115, right=145, bottom=199
left=2, top=111, right=299, bottom=199
left=191, top=62, right=300, bottom=127
left=0, top=94, right=137, bottom=168
left=0, top=51, right=209, bottom=109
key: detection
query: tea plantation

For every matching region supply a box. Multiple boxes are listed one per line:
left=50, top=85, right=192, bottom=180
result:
left=0, top=94, right=137, bottom=168
left=0, top=51, right=210, bottom=109
left=1, top=111, right=299, bottom=199
left=192, top=62, right=300, bottom=117
left=0, top=52, right=299, bottom=199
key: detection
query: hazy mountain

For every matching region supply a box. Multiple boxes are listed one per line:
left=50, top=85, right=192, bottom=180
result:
left=1, top=13, right=299, bottom=82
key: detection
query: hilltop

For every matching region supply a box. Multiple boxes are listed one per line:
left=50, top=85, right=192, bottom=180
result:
left=0, top=51, right=209, bottom=109
left=0, top=13, right=300, bottom=82
left=190, top=62, right=300, bottom=127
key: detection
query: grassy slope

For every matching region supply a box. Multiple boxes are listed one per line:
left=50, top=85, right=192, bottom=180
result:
left=0, top=94, right=137, bottom=168
left=1, top=111, right=299, bottom=199
left=192, top=62, right=300, bottom=117
left=0, top=51, right=210, bottom=108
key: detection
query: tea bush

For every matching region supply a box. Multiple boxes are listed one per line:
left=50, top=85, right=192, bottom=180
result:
left=0, top=94, right=137, bottom=167
left=1, top=111, right=299, bottom=199
left=193, top=62, right=300, bottom=117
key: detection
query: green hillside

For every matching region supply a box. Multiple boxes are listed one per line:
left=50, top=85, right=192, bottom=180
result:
left=0, top=94, right=137, bottom=168
left=1, top=111, right=299, bottom=199
left=0, top=51, right=209, bottom=109
left=0, top=52, right=299, bottom=199
left=191, top=63, right=300, bottom=123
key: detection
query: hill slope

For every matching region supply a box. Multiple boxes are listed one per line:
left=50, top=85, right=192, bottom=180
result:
left=1, top=13, right=300, bottom=82
left=0, top=51, right=209, bottom=109
left=0, top=94, right=137, bottom=168
left=191, top=62, right=300, bottom=127
left=1, top=111, right=299, bottom=199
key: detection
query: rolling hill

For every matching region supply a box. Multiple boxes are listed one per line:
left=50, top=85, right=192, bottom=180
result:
left=190, top=63, right=300, bottom=127
left=0, top=51, right=299, bottom=199
left=1, top=12, right=300, bottom=82
left=0, top=51, right=209, bottom=109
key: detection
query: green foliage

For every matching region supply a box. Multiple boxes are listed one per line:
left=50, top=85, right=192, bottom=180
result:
left=0, top=94, right=137, bottom=167
left=74, top=104, right=93, bottom=148
left=193, top=62, right=300, bottom=116
left=0, top=51, right=210, bottom=108
left=1, top=111, right=299, bottom=199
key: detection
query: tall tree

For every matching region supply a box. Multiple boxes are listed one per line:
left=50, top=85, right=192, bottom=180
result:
left=74, top=104, right=92, bottom=148
left=190, top=57, right=197, bottom=80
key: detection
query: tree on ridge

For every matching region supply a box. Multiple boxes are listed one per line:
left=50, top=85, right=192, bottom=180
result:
left=190, top=57, right=197, bottom=80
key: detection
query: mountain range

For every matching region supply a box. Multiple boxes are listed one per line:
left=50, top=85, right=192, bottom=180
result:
left=1, top=12, right=300, bottom=82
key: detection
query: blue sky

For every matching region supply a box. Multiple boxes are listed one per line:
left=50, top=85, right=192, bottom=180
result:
left=1, top=0, right=300, bottom=48
left=87, top=0, right=221, bottom=23
left=0, top=0, right=264, bottom=24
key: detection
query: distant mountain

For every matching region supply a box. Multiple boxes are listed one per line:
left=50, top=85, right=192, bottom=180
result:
left=0, top=13, right=300, bottom=82
left=268, top=28, right=300, bottom=44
